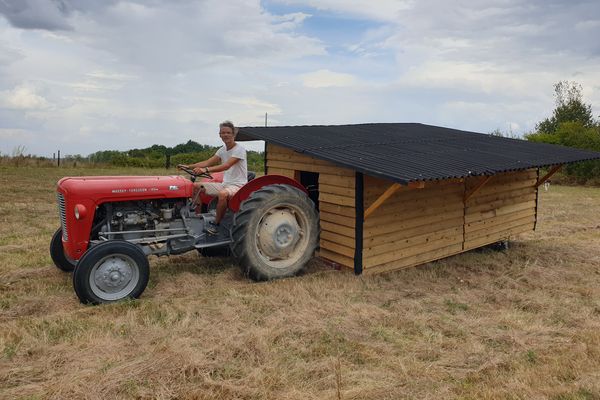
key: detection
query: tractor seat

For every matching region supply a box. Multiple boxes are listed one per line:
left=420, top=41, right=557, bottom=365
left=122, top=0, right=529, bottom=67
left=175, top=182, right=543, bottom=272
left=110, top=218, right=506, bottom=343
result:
left=247, top=171, right=256, bottom=182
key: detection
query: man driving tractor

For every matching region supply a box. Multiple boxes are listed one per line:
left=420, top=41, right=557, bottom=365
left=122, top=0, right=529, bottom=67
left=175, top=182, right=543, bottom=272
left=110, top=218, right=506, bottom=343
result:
left=179, top=120, right=247, bottom=235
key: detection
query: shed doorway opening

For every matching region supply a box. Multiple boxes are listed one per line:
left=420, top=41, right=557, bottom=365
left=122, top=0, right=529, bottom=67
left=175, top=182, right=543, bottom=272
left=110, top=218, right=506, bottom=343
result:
left=296, top=171, right=319, bottom=211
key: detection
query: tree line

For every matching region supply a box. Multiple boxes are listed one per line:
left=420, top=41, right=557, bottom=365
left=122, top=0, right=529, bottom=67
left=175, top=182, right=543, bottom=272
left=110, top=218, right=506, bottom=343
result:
left=88, top=140, right=264, bottom=172
left=525, top=81, right=600, bottom=183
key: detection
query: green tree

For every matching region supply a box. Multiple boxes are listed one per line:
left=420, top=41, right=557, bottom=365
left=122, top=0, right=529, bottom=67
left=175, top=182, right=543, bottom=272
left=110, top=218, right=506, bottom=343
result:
left=527, top=81, right=600, bottom=183
left=536, top=81, right=597, bottom=134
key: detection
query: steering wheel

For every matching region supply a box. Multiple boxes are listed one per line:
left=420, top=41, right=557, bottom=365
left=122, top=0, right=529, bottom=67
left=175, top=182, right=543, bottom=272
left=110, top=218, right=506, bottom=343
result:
left=177, top=165, right=213, bottom=182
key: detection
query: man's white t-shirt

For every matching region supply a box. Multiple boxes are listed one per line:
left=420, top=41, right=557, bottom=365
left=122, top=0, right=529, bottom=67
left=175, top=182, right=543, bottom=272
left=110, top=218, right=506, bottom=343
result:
left=216, top=143, right=247, bottom=187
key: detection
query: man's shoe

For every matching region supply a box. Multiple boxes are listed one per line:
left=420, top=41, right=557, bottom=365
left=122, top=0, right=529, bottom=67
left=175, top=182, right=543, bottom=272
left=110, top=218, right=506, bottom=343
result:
left=205, top=221, right=219, bottom=235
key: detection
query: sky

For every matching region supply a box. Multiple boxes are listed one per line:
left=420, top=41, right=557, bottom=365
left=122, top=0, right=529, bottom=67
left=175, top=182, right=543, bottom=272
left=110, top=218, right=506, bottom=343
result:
left=0, top=0, right=599, bottom=157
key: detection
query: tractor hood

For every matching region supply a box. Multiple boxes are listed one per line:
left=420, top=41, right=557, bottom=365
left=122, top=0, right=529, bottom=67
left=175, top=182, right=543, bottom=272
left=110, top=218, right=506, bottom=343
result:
left=57, top=175, right=194, bottom=203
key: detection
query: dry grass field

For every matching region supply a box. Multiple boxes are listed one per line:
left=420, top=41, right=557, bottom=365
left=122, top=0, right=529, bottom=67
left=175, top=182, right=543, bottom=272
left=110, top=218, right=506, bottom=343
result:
left=1, top=166, right=599, bottom=400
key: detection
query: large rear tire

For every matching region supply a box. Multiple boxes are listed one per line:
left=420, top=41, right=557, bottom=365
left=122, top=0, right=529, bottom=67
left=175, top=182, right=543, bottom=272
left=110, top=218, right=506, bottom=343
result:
left=231, top=184, right=319, bottom=281
left=50, top=228, right=76, bottom=272
left=73, top=240, right=149, bottom=304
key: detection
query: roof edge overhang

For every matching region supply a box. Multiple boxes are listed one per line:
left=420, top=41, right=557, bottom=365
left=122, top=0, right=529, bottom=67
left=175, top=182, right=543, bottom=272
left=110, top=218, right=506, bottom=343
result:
left=238, top=125, right=600, bottom=185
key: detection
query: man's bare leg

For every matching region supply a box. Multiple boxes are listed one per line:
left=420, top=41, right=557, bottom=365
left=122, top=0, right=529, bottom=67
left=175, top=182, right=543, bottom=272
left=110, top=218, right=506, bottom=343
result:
left=192, top=183, right=206, bottom=212
left=215, top=190, right=229, bottom=224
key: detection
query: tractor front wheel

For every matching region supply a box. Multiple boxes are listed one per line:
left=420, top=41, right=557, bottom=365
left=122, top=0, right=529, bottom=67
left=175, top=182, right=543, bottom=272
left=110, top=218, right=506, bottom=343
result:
left=73, top=240, right=149, bottom=304
left=50, top=228, right=76, bottom=272
left=231, top=184, right=319, bottom=281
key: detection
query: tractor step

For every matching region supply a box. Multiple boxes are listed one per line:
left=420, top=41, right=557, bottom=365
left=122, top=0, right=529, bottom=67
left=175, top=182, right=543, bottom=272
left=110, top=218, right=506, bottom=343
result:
left=194, top=239, right=231, bottom=249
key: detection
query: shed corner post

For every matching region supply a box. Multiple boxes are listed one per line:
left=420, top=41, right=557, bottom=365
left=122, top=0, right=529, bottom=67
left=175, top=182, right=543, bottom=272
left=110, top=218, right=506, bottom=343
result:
left=354, top=172, right=364, bottom=275
left=263, top=141, right=268, bottom=175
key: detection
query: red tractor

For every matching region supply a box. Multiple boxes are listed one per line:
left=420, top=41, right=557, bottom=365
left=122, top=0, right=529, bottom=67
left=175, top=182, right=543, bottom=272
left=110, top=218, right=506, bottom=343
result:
left=50, top=167, right=319, bottom=304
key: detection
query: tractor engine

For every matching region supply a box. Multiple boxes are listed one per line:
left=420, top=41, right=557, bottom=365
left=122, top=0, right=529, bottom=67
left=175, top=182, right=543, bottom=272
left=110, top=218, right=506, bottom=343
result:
left=107, top=201, right=176, bottom=230
left=97, top=199, right=190, bottom=247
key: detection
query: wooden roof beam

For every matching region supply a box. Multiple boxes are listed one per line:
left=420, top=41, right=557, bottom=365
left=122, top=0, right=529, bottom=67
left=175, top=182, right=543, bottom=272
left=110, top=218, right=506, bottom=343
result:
left=364, top=181, right=425, bottom=220
left=535, top=164, right=563, bottom=187
left=464, top=175, right=492, bottom=202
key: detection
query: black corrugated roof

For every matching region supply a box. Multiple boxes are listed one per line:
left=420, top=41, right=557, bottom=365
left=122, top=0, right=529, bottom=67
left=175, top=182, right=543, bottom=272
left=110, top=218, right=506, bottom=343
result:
left=237, top=123, right=600, bottom=184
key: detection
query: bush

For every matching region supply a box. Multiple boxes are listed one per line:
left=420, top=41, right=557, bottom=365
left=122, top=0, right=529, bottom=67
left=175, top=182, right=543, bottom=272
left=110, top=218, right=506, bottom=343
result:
left=526, top=122, right=600, bottom=182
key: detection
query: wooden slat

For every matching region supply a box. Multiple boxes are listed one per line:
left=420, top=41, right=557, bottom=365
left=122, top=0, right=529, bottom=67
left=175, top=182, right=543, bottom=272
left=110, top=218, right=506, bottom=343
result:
left=466, top=199, right=536, bottom=224
left=465, top=215, right=535, bottom=242
left=465, top=194, right=536, bottom=217
left=320, top=212, right=355, bottom=228
left=464, top=222, right=534, bottom=250
left=267, top=143, right=296, bottom=154
left=363, top=194, right=464, bottom=226
left=465, top=178, right=536, bottom=199
left=363, top=233, right=464, bottom=268
left=363, top=243, right=464, bottom=274
left=320, top=239, right=355, bottom=258
left=319, top=202, right=355, bottom=218
left=267, top=160, right=354, bottom=176
left=467, top=186, right=536, bottom=207
left=320, top=174, right=355, bottom=188
left=364, top=226, right=463, bottom=257
left=266, top=167, right=295, bottom=178
left=318, top=248, right=354, bottom=268
left=465, top=207, right=536, bottom=233
left=320, top=220, right=355, bottom=238
left=364, top=208, right=465, bottom=238
left=364, top=215, right=465, bottom=247
left=464, top=170, right=536, bottom=189
left=465, top=192, right=535, bottom=214
left=364, top=187, right=463, bottom=209
left=320, top=230, right=355, bottom=248
left=364, top=189, right=463, bottom=219
left=319, top=192, right=355, bottom=207
left=319, top=184, right=355, bottom=198
left=268, top=151, right=334, bottom=167
left=364, top=179, right=462, bottom=202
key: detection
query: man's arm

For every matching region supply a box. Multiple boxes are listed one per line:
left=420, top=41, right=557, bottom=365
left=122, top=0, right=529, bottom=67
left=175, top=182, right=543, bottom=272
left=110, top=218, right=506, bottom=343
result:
left=179, top=155, right=220, bottom=174
left=206, top=157, right=241, bottom=173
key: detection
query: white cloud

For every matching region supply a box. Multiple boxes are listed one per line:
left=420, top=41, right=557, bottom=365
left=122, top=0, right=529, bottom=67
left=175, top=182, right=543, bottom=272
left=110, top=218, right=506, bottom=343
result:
left=0, top=0, right=599, bottom=157
left=301, top=69, right=357, bottom=88
left=0, top=85, right=50, bottom=110
left=0, top=128, right=31, bottom=140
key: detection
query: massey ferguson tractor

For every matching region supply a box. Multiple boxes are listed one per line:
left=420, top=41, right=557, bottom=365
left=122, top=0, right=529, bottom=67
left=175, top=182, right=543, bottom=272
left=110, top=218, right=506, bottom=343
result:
left=50, top=167, right=319, bottom=304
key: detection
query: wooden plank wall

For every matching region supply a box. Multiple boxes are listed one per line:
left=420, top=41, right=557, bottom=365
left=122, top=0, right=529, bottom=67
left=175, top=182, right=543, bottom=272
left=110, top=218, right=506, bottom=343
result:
left=266, top=144, right=356, bottom=269
left=464, top=169, right=537, bottom=250
left=361, top=176, right=465, bottom=274
left=266, top=142, right=538, bottom=274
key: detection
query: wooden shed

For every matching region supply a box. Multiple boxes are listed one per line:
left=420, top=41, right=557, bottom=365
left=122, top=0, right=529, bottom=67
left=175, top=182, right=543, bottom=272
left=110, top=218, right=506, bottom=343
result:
left=237, top=123, right=600, bottom=275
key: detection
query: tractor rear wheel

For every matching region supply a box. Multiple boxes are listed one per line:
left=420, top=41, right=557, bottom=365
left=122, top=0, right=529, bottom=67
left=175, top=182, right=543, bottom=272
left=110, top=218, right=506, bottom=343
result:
left=50, top=227, right=76, bottom=272
left=231, top=184, right=319, bottom=281
left=73, top=240, right=149, bottom=304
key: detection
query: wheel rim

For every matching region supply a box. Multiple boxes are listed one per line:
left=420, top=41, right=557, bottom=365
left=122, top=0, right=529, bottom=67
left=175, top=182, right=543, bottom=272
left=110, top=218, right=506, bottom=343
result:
left=89, top=253, right=140, bottom=301
left=255, top=203, right=310, bottom=269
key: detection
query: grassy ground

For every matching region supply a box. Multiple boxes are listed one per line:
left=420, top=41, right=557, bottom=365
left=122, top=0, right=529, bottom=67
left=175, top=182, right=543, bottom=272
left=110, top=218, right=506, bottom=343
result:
left=1, top=166, right=599, bottom=400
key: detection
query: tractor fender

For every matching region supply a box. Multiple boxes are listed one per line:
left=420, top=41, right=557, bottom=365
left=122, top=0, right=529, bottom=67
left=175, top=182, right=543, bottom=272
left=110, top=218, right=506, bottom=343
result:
left=228, top=175, right=308, bottom=213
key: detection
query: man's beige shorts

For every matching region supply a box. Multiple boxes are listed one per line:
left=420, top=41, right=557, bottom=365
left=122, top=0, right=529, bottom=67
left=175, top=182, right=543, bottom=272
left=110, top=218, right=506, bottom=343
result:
left=197, top=182, right=241, bottom=197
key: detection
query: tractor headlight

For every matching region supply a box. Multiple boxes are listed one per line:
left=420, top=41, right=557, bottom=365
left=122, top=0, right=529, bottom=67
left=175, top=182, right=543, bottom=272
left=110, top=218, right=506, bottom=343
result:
left=74, top=204, right=87, bottom=220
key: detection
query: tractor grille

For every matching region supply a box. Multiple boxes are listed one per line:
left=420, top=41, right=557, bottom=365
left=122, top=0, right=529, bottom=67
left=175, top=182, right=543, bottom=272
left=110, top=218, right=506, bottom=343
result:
left=57, top=192, right=68, bottom=241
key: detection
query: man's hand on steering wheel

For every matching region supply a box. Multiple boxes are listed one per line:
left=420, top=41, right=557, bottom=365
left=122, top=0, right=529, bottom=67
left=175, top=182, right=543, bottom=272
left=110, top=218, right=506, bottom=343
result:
left=177, top=164, right=212, bottom=179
